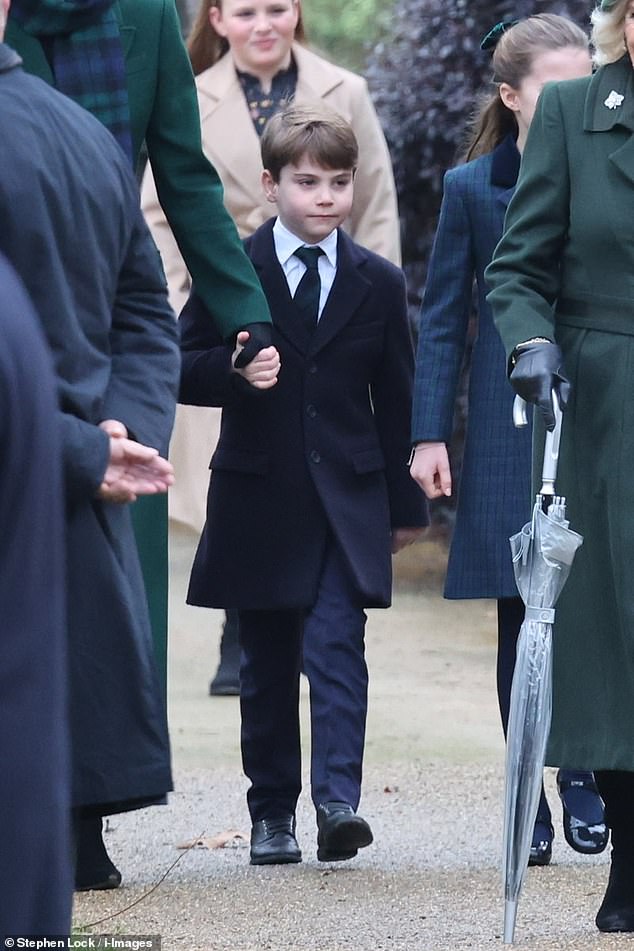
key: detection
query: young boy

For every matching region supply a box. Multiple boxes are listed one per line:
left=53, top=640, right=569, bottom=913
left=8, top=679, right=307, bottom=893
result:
left=179, top=103, right=427, bottom=865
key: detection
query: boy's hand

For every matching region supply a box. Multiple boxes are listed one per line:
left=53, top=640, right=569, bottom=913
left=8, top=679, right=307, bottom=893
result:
left=409, top=442, right=452, bottom=499
left=391, top=527, right=426, bottom=553
left=232, top=331, right=280, bottom=389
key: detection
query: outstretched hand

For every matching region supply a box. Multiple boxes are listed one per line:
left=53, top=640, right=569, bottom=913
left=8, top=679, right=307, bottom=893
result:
left=232, top=331, right=280, bottom=389
left=409, top=442, right=452, bottom=499
left=97, top=419, right=174, bottom=503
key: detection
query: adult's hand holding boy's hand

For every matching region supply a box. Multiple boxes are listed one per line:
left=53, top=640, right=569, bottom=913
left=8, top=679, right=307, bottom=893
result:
left=232, top=331, right=280, bottom=389
left=391, top=527, right=426, bottom=554
left=97, top=419, right=174, bottom=503
left=233, top=322, right=274, bottom=368
left=409, top=442, right=452, bottom=499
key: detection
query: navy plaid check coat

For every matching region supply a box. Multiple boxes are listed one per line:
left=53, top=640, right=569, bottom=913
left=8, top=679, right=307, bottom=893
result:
left=411, top=135, right=532, bottom=599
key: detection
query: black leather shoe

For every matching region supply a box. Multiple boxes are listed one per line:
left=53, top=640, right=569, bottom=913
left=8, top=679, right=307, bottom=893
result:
left=208, top=666, right=240, bottom=696
left=528, top=820, right=553, bottom=867
left=316, top=802, right=373, bottom=862
left=557, top=770, right=609, bottom=855
left=250, top=815, right=302, bottom=866
left=596, top=851, right=634, bottom=932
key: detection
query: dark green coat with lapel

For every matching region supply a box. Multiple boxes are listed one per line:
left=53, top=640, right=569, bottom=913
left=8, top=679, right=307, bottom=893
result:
left=5, top=0, right=271, bottom=340
left=487, top=56, right=634, bottom=770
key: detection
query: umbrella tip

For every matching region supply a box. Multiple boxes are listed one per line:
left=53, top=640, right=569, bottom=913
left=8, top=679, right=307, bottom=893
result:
left=504, top=899, right=517, bottom=944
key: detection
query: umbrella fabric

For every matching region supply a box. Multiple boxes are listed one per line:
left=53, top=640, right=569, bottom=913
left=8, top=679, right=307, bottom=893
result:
left=503, top=499, right=583, bottom=943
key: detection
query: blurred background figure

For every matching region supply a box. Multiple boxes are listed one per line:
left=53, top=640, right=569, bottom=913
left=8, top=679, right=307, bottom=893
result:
left=142, top=0, right=401, bottom=694
left=487, top=0, right=634, bottom=931
left=0, top=250, right=72, bottom=940
left=409, top=15, right=607, bottom=867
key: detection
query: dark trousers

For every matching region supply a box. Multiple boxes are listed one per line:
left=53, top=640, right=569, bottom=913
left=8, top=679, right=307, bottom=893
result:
left=595, top=771, right=634, bottom=852
left=238, top=538, right=368, bottom=822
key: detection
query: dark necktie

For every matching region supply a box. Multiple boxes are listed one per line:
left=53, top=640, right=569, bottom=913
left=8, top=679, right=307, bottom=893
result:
left=293, top=246, right=324, bottom=332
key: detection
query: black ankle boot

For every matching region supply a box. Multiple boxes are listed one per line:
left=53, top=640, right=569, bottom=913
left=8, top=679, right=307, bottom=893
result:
left=596, top=850, right=634, bottom=932
left=74, top=816, right=122, bottom=892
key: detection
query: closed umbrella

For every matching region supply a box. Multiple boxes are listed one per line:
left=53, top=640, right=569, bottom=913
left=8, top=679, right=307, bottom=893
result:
left=503, top=395, right=583, bottom=944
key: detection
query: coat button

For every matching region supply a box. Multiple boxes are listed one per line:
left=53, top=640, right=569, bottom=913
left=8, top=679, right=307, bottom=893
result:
left=306, top=404, right=317, bottom=418
left=310, top=450, right=321, bottom=463
left=308, top=364, right=318, bottom=374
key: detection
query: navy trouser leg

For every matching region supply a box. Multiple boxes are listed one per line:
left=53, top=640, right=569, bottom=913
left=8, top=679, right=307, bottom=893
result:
left=303, top=540, right=368, bottom=810
left=238, top=609, right=303, bottom=822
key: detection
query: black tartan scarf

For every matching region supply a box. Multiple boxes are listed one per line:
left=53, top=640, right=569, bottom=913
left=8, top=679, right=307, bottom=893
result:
left=10, top=0, right=133, bottom=163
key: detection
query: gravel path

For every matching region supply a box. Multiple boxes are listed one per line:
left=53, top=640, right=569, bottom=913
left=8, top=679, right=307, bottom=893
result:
left=73, top=527, right=621, bottom=951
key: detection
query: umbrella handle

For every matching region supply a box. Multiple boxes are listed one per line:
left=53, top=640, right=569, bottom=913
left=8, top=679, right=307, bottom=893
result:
left=512, top=392, right=563, bottom=495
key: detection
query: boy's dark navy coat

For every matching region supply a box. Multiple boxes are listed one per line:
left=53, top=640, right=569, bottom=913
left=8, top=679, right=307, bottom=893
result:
left=180, top=219, right=428, bottom=610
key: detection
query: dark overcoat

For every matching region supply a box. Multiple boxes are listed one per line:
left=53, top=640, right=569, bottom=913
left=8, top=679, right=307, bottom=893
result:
left=0, top=47, right=179, bottom=811
left=180, top=220, right=428, bottom=610
left=6, top=0, right=272, bottom=680
left=0, top=255, right=72, bottom=937
left=487, top=56, right=634, bottom=770
left=412, top=135, right=532, bottom=599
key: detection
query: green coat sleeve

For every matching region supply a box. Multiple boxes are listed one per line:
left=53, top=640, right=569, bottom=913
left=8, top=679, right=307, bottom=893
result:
left=486, top=83, right=571, bottom=360
left=145, top=0, right=271, bottom=339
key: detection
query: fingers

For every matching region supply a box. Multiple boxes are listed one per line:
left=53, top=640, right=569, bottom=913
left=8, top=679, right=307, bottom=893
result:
left=237, top=346, right=281, bottom=389
left=99, top=419, right=128, bottom=438
left=409, top=444, right=451, bottom=499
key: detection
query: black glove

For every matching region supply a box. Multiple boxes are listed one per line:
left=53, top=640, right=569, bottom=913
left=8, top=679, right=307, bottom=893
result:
left=233, top=322, right=273, bottom=369
left=510, top=341, right=570, bottom=431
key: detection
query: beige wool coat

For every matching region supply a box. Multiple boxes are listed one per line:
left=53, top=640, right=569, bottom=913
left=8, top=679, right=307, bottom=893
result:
left=142, top=42, right=401, bottom=530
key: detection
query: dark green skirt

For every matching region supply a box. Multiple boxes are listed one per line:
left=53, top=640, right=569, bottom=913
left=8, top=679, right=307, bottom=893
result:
left=544, top=324, right=634, bottom=770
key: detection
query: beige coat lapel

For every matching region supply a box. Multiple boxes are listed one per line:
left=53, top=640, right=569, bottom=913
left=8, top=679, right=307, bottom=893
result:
left=196, top=55, right=266, bottom=232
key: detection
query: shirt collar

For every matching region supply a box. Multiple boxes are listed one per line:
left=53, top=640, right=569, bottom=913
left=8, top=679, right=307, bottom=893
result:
left=273, top=217, right=338, bottom=268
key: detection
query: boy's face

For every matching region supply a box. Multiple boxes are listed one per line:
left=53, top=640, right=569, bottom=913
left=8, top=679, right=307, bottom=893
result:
left=262, top=155, right=355, bottom=245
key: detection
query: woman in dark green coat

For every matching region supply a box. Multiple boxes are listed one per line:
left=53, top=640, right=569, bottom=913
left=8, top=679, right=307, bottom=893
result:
left=487, top=0, right=634, bottom=933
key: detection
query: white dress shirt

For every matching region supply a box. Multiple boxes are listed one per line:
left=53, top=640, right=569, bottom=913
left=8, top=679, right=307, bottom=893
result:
left=272, top=218, right=338, bottom=320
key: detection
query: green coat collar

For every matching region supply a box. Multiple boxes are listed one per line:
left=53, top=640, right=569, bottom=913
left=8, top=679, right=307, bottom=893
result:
left=584, top=54, right=634, bottom=132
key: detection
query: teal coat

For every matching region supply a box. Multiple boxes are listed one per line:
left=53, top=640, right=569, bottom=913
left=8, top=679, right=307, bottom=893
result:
left=5, top=0, right=271, bottom=341
left=487, top=56, right=634, bottom=770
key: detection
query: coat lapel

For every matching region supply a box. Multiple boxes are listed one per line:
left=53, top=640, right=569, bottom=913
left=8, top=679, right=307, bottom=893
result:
left=584, top=55, right=634, bottom=185
left=249, top=221, right=314, bottom=355
left=309, top=231, right=371, bottom=356
left=197, top=55, right=265, bottom=210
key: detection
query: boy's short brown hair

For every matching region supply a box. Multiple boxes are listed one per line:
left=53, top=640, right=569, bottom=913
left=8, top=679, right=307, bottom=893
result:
left=261, top=103, right=359, bottom=182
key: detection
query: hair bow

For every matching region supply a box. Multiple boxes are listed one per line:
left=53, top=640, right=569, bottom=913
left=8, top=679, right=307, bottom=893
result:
left=480, top=19, right=520, bottom=51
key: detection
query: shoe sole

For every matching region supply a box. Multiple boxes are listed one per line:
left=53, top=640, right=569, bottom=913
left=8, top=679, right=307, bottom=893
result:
left=250, top=853, right=302, bottom=866
left=74, top=874, right=122, bottom=892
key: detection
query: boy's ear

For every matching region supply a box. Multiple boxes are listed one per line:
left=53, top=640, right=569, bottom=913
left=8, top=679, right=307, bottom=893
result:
left=261, top=169, right=278, bottom=204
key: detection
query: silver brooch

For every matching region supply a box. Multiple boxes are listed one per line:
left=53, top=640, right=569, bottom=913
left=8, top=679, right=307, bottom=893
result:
left=604, top=90, right=625, bottom=109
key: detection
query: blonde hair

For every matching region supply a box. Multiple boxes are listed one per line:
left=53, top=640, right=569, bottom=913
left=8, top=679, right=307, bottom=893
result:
left=591, top=0, right=629, bottom=65
left=261, top=103, right=358, bottom=181
left=464, top=14, right=589, bottom=160
left=188, top=0, right=307, bottom=76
